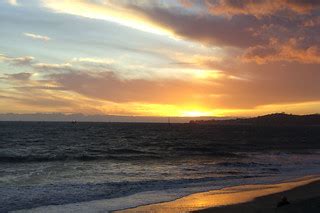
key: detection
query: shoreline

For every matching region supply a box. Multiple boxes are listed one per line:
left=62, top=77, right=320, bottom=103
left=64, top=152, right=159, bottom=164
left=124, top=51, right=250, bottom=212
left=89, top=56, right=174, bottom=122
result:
left=13, top=174, right=320, bottom=213
left=196, top=179, right=320, bottom=213
left=117, top=175, right=320, bottom=213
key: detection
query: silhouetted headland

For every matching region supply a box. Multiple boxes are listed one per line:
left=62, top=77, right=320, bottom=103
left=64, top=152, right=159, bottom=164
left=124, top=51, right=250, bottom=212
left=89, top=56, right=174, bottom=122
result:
left=190, top=113, right=320, bottom=126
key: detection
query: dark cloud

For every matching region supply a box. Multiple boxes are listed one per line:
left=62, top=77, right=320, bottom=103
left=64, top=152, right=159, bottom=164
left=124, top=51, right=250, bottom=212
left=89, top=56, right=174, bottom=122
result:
left=132, top=6, right=263, bottom=48
left=242, top=38, right=320, bottom=64
left=128, top=2, right=320, bottom=64
left=5, top=72, right=32, bottom=81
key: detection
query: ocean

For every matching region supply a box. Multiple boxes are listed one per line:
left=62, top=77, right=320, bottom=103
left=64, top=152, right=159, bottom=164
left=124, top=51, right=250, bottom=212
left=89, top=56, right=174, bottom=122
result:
left=1, top=122, right=320, bottom=212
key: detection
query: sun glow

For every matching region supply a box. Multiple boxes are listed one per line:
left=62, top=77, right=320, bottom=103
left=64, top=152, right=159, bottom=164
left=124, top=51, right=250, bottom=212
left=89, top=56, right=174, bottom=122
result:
left=182, top=110, right=211, bottom=117
left=193, top=69, right=223, bottom=79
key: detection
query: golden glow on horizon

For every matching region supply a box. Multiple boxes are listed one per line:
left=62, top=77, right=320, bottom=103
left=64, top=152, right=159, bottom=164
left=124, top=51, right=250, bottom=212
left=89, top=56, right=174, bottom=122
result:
left=111, top=104, right=220, bottom=117
left=2, top=76, right=320, bottom=117
left=2, top=93, right=320, bottom=117
left=193, top=69, right=223, bottom=79
left=181, top=110, right=211, bottom=117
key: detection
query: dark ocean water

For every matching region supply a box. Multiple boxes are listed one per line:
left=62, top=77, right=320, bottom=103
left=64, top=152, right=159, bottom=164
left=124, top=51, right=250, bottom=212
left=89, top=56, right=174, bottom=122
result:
left=0, top=122, right=320, bottom=212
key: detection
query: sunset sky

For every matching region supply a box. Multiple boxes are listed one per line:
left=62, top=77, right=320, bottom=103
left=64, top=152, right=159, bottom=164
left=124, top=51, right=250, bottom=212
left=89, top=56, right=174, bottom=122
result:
left=1, top=0, right=320, bottom=117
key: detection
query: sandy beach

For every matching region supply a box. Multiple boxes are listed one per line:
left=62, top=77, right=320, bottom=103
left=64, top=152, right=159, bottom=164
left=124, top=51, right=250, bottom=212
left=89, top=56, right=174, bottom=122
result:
left=196, top=177, right=320, bottom=213
left=118, top=175, right=320, bottom=213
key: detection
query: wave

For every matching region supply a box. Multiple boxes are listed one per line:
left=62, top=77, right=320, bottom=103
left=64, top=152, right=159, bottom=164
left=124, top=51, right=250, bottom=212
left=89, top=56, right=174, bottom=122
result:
left=215, top=162, right=277, bottom=167
left=0, top=174, right=264, bottom=212
left=0, top=149, right=242, bottom=163
left=0, top=153, right=161, bottom=163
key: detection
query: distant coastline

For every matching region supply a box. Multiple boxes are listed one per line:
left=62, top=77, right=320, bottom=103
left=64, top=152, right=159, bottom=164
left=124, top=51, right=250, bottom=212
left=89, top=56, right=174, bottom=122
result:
left=1, top=112, right=320, bottom=124
left=0, top=113, right=227, bottom=123
left=190, top=113, right=320, bottom=125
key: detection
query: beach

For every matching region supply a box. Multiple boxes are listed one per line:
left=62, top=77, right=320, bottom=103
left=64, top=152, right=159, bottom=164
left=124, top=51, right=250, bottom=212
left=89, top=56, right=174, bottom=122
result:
left=118, top=175, right=320, bottom=213
left=197, top=176, right=320, bottom=213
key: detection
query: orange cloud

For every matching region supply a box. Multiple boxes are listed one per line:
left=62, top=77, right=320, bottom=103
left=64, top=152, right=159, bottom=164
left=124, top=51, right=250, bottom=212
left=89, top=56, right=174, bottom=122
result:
left=243, top=38, right=320, bottom=64
left=206, top=0, right=320, bottom=17
left=178, top=0, right=194, bottom=8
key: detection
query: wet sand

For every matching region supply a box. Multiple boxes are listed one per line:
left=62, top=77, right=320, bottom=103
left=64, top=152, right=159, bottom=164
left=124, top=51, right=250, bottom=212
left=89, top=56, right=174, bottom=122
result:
left=196, top=177, right=320, bottom=213
left=118, top=175, right=320, bottom=213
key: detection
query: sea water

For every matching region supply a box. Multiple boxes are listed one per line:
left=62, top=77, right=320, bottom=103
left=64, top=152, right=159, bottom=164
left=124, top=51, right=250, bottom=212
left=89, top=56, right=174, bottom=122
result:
left=1, top=122, right=320, bottom=212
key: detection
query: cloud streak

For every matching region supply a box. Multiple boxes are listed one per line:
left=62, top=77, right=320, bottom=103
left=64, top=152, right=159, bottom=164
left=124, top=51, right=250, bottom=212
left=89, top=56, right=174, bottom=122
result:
left=42, top=0, right=172, bottom=35
left=34, top=63, right=72, bottom=71
left=24, top=33, right=51, bottom=41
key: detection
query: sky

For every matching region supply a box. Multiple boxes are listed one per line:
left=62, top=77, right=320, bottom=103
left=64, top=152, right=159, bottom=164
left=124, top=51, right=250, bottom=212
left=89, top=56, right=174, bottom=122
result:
left=0, top=0, right=320, bottom=117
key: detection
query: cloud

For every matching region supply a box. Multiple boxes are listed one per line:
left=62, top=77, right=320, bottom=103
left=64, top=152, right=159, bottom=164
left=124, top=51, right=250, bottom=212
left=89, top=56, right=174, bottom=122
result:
left=44, top=61, right=320, bottom=110
left=33, top=63, right=72, bottom=71
left=243, top=38, right=320, bottom=64
left=5, top=72, right=32, bottom=81
left=0, top=54, right=34, bottom=66
left=23, top=33, right=51, bottom=41
left=0, top=77, right=82, bottom=113
left=303, top=16, right=320, bottom=27
left=71, top=57, right=115, bottom=65
left=2, top=49, right=319, bottom=112
left=49, top=70, right=208, bottom=105
left=0, top=53, right=115, bottom=73
left=7, top=0, right=18, bottom=6
left=206, top=0, right=320, bottom=17
left=2, top=0, right=320, bottom=117
left=178, top=0, right=194, bottom=8
left=0, top=91, right=75, bottom=109
left=132, top=6, right=263, bottom=48
left=213, top=66, right=320, bottom=108
left=42, top=0, right=172, bottom=35
left=14, top=86, right=67, bottom=91
left=41, top=0, right=320, bottom=65
left=2, top=53, right=320, bottom=115
left=131, top=4, right=320, bottom=64
left=10, top=56, right=34, bottom=66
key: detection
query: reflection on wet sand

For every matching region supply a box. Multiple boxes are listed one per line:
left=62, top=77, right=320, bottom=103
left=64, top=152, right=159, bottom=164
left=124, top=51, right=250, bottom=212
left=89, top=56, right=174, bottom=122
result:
left=117, top=176, right=320, bottom=213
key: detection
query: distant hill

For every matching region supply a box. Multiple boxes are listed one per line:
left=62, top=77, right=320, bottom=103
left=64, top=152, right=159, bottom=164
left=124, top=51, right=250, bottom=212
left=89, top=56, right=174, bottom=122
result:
left=190, top=113, right=320, bottom=125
